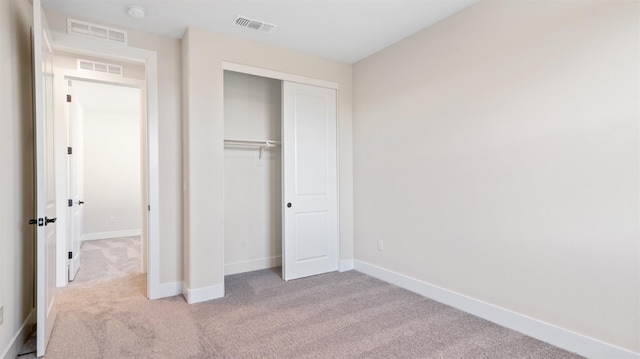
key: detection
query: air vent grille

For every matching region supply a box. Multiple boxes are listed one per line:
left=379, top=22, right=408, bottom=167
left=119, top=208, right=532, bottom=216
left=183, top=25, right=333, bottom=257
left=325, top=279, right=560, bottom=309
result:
left=234, top=15, right=276, bottom=34
left=77, top=59, right=123, bottom=77
left=67, top=18, right=128, bottom=45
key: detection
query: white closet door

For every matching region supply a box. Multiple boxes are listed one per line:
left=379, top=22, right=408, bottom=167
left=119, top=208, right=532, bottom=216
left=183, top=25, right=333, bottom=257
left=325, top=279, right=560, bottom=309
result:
left=282, top=81, right=338, bottom=281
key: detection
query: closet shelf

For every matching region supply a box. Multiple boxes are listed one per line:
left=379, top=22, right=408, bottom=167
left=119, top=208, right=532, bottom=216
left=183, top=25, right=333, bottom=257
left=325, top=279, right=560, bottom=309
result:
left=224, top=139, right=281, bottom=160
left=223, top=139, right=281, bottom=148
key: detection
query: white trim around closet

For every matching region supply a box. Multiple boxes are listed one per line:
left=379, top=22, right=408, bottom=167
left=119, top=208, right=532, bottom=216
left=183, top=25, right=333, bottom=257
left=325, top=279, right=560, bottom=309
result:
left=222, top=62, right=339, bottom=90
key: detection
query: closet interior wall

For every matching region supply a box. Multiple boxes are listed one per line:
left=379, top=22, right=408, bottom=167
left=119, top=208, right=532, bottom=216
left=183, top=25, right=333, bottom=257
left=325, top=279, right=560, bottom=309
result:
left=223, top=71, right=282, bottom=275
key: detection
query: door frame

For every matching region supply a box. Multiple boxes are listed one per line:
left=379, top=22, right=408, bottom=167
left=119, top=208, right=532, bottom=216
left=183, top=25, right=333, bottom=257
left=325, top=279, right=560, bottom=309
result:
left=54, top=69, right=147, bottom=286
left=220, top=62, right=341, bottom=282
left=51, top=31, right=162, bottom=299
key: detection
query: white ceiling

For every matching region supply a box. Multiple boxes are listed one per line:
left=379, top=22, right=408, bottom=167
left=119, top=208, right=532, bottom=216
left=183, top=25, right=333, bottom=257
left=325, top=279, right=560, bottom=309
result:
left=41, top=0, right=478, bottom=64
left=74, top=81, right=140, bottom=115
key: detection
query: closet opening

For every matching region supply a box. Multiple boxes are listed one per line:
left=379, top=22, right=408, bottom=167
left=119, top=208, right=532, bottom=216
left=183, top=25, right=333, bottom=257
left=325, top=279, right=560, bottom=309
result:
left=66, top=79, right=145, bottom=286
left=222, top=66, right=340, bottom=282
left=223, top=70, right=283, bottom=276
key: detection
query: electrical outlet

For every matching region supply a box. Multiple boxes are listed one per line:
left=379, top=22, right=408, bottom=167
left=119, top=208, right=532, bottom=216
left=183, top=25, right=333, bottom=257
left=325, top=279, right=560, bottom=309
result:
left=0, top=304, right=4, bottom=326
left=110, top=216, right=116, bottom=223
left=377, top=240, right=383, bottom=251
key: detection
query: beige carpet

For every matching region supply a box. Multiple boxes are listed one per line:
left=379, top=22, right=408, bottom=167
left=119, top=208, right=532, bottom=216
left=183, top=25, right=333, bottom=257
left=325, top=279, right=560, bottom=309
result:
left=18, top=246, right=584, bottom=359
left=72, top=236, right=142, bottom=284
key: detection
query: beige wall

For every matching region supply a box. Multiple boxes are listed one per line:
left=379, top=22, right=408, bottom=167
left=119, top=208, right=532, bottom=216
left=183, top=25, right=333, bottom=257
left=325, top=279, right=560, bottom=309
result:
left=182, top=28, right=353, bottom=293
left=83, top=110, right=142, bottom=235
left=0, top=0, right=37, bottom=356
left=45, top=10, right=183, bottom=284
left=353, top=0, right=639, bottom=353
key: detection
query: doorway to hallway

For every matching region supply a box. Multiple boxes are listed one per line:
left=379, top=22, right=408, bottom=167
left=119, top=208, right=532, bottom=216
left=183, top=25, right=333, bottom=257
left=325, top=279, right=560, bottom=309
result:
left=65, top=79, right=144, bottom=287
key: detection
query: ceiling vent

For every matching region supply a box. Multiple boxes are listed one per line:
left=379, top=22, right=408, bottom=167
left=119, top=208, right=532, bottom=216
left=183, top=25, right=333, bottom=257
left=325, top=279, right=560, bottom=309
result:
left=67, top=18, right=128, bottom=45
left=234, top=15, right=276, bottom=34
left=77, top=59, right=123, bottom=77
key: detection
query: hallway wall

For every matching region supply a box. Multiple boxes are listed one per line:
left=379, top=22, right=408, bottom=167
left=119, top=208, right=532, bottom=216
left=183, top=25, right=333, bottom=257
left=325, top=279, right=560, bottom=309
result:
left=83, top=107, right=141, bottom=237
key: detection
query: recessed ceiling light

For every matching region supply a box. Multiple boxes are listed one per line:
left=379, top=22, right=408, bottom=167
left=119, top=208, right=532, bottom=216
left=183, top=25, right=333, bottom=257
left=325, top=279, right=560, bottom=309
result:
left=127, top=5, right=146, bottom=19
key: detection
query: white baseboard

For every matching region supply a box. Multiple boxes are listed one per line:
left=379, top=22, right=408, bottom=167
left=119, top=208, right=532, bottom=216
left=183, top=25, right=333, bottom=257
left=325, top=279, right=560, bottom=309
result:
left=225, top=256, right=281, bottom=276
left=183, top=283, right=225, bottom=304
left=354, top=260, right=639, bottom=359
left=82, top=229, right=141, bottom=241
left=1, top=309, right=35, bottom=359
left=339, top=259, right=354, bottom=272
left=150, top=281, right=183, bottom=299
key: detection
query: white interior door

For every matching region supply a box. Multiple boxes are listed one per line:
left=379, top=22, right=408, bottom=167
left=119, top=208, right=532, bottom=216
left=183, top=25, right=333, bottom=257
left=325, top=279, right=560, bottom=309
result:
left=67, top=80, right=84, bottom=281
left=282, top=81, right=338, bottom=281
left=33, top=0, right=57, bottom=356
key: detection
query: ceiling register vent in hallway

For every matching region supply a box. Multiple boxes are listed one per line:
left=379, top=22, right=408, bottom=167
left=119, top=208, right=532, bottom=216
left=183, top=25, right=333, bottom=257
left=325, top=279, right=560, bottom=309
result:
left=234, top=15, right=276, bottom=33
left=67, top=18, right=128, bottom=44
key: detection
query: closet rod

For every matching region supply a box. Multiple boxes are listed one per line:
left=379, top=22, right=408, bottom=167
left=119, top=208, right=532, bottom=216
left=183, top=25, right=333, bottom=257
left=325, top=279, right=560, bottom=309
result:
left=223, top=139, right=281, bottom=147
left=224, top=139, right=281, bottom=160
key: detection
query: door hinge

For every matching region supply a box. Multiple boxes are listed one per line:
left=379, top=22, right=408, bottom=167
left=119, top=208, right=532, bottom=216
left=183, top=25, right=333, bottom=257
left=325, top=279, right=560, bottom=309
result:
left=67, top=147, right=72, bottom=155
left=68, top=199, right=73, bottom=207
left=38, top=218, right=44, bottom=227
left=148, top=205, right=150, bottom=211
left=68, top=251, right=73, bottom=260
left=66, top=94, right=72, bottom=102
